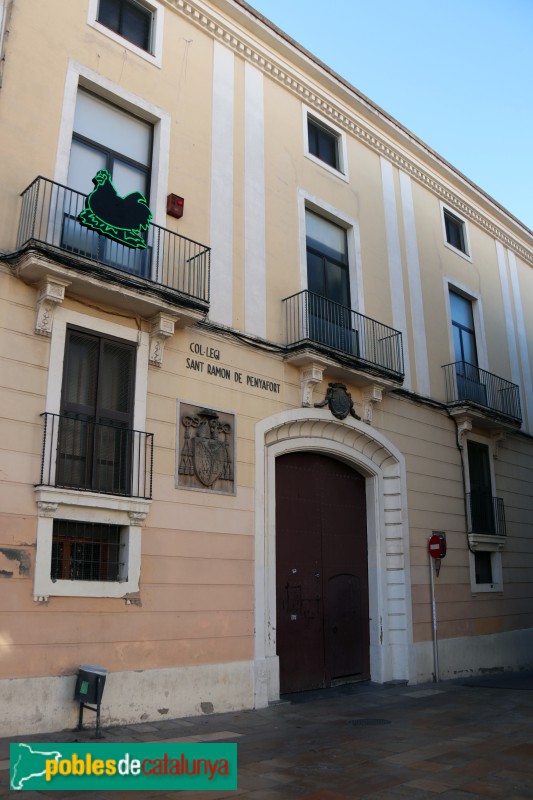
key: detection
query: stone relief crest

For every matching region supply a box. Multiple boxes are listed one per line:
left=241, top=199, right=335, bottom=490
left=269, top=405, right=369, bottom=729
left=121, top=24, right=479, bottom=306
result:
left=314, top=382, right=361, bottom=421
left=177, top=405, right=235, bottom=493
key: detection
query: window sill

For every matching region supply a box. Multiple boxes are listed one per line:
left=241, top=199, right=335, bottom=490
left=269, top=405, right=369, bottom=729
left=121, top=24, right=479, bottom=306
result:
left=304, top=152, right=349, bottom=182
left=468, top=533, right=506, bottom=552
left=443, top=240, right=472, bottom=262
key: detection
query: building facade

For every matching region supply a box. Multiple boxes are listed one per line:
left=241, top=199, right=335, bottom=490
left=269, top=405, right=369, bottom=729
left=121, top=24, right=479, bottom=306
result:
left=0, top=0, right=532, bottom=736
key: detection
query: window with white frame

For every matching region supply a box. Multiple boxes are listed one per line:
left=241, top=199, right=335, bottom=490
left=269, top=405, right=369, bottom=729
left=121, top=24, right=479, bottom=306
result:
left=98, top=0, right=153, bottom=52
left=33, top=309, right=150, bottom=600
left=465, top=438, right=505, bottom=593
left=88, top=0, right=164, bottom=67
left=304, top=110, right=347, bottom=177
left=442, top=205, right=471, bottom=259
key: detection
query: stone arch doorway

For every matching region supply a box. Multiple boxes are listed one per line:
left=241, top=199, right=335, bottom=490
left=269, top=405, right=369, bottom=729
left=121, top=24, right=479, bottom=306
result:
left=276, top=451, right=369, bottom=693
left=253, top=409, right=414, bottom=708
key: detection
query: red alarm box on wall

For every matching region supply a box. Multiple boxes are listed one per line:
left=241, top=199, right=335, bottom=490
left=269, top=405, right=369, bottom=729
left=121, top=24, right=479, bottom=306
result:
left=167, top=193, right=184, bottom=219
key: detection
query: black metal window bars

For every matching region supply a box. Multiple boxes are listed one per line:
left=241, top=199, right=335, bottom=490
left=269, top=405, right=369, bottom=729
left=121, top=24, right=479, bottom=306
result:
left=443, top=361, right=521, bottom=423
left=38, top=412, right=153, bottom=500
left=283, top=290, right=404, bottom=379
left=466, top=492, right=506, bottom=538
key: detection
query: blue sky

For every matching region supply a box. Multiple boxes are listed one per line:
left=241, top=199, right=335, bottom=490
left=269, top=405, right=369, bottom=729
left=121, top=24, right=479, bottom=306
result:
left=247, top=0, right=533, bottom=231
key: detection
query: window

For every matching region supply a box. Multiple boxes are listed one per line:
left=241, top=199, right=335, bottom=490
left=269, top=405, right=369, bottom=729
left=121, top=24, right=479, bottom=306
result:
left=470, top=548, right=503, bottom=592
left=97, top=0, right=153, bottom=52
left=33, top=310, right=150, bottom=601
left=306, top=210, right=356, bottom=355
left=52, top=520, right=124, bottom=582
left=57, top=327, right=136, bottom=496
left=467, top=441, right=496, bottom=535
left=64, top=90, right=153, bottom=276
left=307, top=117, right=340, bottom=170
left=442, top=207, right=470, bottom=258
left=474, top=551, right=493, bottom=584
left=466, top=438, right=505, bottom=593
left=449, top=290, right=485, bottom=405
left=304, top=110, right=347, bottom=177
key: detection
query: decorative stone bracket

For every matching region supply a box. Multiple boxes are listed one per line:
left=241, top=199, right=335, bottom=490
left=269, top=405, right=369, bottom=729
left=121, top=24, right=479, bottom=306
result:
left=128, top=510, right=148, bottom=526
left=362, top=385, right=383, bottom=424
left=34, top=276, right=70, bottom=337
left=456, top=417, right=473, bottom=449
left=300, top=364, right=325, bottom=407
left=36, top=501, right=59, bottom=518
left=149, top=312, right=177, bottom=367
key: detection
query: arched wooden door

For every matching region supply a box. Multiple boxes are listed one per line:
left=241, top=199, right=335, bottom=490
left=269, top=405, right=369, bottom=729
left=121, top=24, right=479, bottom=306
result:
left=276, top=452, right=369, bottom=693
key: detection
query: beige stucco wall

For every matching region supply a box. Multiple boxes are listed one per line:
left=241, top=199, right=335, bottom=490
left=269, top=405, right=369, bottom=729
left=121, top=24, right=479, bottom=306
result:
left=0, top=0, right=532, bottom=734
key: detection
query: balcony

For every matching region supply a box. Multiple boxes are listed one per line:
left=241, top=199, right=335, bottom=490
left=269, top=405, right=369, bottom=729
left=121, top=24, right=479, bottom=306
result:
left=283, top=290, right=404, bottom=383
left=443, top=361, right=521, bottom=427
left=37, top=412, right=153, bottom=500
left=13, top=177, right=210, bottom=320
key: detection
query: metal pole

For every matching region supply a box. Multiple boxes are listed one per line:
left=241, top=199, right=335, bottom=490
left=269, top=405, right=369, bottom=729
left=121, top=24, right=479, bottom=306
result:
left=429, top=550, right=440, bottom=682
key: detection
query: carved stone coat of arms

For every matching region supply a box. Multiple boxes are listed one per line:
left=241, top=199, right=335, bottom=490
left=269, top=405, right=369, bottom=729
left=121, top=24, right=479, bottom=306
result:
left=177, top=405, right=235, bottom=493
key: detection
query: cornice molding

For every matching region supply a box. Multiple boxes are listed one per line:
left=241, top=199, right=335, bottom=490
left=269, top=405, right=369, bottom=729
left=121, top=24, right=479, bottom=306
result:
left=166, top=0, right=533, bottom=266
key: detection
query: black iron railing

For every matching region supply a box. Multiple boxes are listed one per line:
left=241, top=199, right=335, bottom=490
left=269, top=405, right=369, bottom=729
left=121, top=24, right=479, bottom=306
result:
left=283, top=290, right=404, bottom=379
left=38, top=412, right=153, bottom=500
left=443, top=361, right=521, bottom=423
left=17, top=177, right=210, bottom=306
left=466, top=492, right=506, bottom=537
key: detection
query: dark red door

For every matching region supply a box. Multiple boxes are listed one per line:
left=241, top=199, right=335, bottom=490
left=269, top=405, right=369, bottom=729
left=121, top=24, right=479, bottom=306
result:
left=276, top=452, right=369, bottom=693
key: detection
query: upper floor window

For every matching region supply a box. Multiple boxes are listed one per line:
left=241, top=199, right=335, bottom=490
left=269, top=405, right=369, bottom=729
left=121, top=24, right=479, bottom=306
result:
left=65, top=90, right=153, bottom=276
left=304, top=110, right=347, bottom=178
left=308, top=117, right=340, bottom=170
left=306, top=209, right=356, bottom=355
left=69, top=90, right=152, bottom=200
left=306, top=210, right=349, bottom=307
left=88, top=0, right=164, bottom=66
left=449, top=290, right=486, bottom=405
left=450, top=290, right=478, bottom=367
left=442, top=206, right=471, bottom=259
left=98, top=0, right=153, bottom=53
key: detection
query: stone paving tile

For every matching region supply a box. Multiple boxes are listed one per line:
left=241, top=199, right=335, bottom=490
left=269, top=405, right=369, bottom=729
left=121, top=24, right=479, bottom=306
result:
left=459, top=779, right=511, bottom=797
left=403, top=776, right=455, bottom=793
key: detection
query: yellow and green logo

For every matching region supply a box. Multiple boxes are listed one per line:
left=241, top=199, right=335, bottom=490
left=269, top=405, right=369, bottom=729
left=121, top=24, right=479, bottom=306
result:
left=10, top=742, right=237, bottom=791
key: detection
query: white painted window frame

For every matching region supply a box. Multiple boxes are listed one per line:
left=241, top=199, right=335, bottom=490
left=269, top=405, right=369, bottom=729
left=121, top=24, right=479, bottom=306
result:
left=440, top=201, right=472, bottom=262
left=303, top=106, right=349, bottom=181
left=33, top=308, right=151, bottom=600
left=464, top=433, right=504, bottom=594
left=469, top=549, right=503, bottom=594
left=87, top=0, right=164, bottom=68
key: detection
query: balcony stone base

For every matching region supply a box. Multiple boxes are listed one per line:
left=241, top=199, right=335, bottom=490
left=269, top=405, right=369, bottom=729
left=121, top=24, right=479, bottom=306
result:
left=12, top=249, right=206, bottom=325
left=285, top=347, right=402, bottom=390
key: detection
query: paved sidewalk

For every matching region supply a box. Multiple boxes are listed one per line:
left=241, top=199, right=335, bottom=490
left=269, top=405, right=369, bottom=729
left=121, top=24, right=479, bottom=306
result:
left=1, top=672, right=532, bottom=798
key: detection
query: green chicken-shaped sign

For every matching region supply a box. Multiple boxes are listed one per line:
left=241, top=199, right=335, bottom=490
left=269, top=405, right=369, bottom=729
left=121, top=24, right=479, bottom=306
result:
left=78, top=169, right=153, bottom=249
